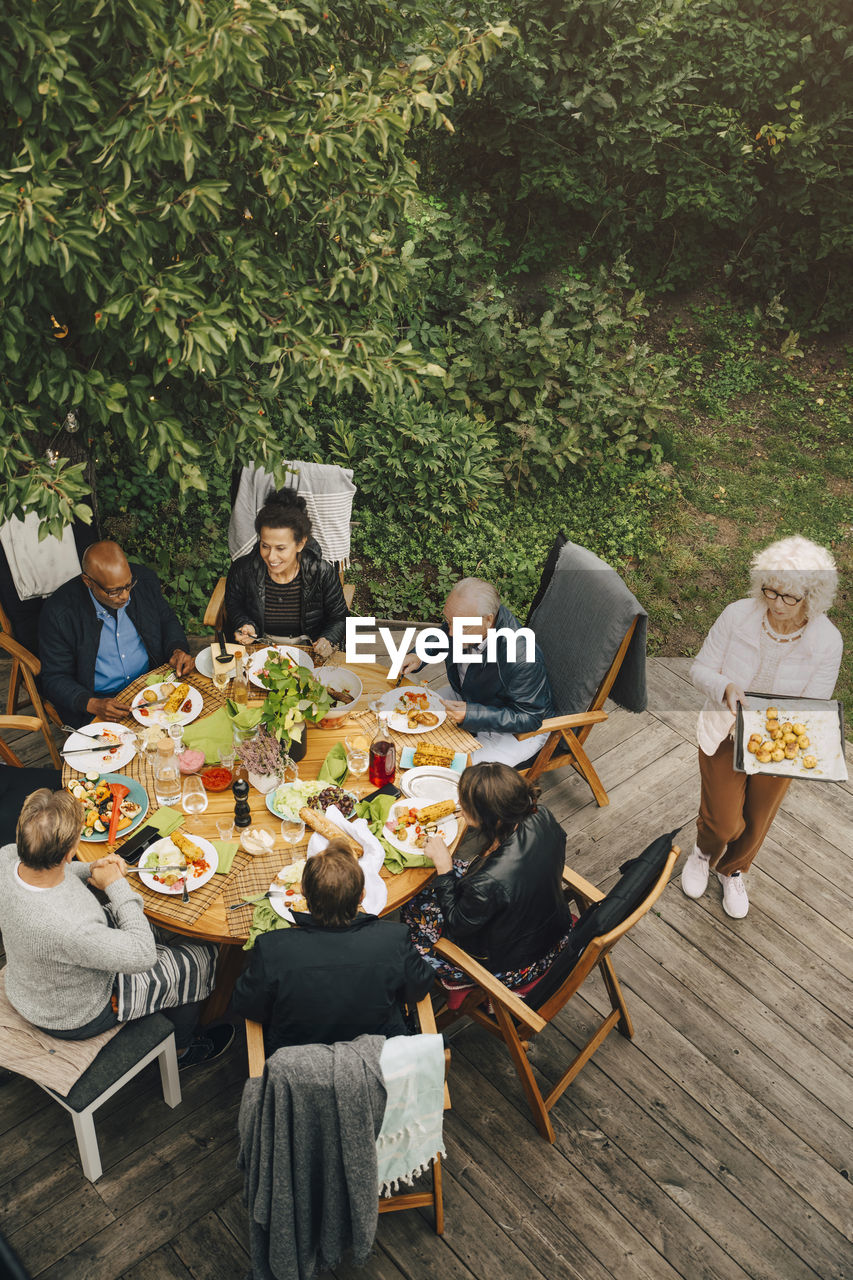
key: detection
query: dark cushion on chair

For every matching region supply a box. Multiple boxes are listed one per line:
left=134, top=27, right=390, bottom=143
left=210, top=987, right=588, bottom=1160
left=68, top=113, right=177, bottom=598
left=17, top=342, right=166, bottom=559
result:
left=524, top=830, right=679, bottom=1012
left=0, top=767, right=62, bottom=845
left=525, top=532, right=568, bottom=625
left=45, top=1013, right=174, bottom=1112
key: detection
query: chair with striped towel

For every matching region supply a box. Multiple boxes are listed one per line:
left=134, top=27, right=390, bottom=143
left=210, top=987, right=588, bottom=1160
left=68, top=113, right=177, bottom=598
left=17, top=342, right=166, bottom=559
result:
left=204, top=460, right=357, bottom=631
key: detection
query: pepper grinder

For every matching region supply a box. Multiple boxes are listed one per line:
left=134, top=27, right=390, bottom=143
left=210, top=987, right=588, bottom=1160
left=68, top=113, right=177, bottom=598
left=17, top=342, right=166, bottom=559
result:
left=233, top=777, right=251, bottom=829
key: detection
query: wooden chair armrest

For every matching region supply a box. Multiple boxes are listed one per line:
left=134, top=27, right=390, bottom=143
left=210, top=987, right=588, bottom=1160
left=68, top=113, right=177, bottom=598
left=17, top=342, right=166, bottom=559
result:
left=433, top=938, right=547, bottom=1034
left=415, top=992, right=437, bottom=1033
left=203, top=577, right=227, bottom=630
left=0, top=633, right=40, bottom=672
left=561, top=865, right=604, bottom=905
left=246, top=1018, right=266, bottom=1078
left=516, top=710, right=607, bottom=741
left=0, top=715, right=44, bottom=733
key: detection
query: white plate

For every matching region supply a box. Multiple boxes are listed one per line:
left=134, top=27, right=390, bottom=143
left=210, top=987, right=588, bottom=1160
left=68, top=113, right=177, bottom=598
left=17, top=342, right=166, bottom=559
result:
left=62, top=722, right=136, bottom=773
left=267, top=863, right=308, bottom=923
left=131, top=682, right=203, bottom=727
left=375, top=686, right=447, bottom=735
left=400, top=766, right=460, bottom=804
left=138, top=835, right=219, bottom=895
left=382, top=797, right=458, bottom=856
left=195, top=644, right=245, bottom=679
left=247, top=645, right=315, bottom=690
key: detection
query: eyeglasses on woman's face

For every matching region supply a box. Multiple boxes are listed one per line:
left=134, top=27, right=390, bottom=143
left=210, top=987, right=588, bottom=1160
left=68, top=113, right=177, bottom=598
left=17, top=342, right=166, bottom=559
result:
left=762, top=586, right=803, bottom=607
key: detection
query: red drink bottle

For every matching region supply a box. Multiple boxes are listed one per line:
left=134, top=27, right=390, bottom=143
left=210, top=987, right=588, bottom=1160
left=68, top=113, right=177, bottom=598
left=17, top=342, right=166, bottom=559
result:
left=369, top=712, right=397, bottom=787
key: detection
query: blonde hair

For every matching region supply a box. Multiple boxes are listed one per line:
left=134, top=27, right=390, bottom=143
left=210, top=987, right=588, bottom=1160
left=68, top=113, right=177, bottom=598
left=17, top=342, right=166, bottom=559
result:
left=749, top=536, right=837, bottom=618
left=17, top=789, right=83, bottom=870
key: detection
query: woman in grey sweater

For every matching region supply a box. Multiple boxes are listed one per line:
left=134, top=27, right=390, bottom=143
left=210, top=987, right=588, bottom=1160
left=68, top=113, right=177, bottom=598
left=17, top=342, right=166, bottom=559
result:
left=0, top=789, right=233, bottom=1069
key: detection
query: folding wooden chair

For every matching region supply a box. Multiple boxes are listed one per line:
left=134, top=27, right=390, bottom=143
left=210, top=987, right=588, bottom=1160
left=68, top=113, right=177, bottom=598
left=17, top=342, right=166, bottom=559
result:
left=433, top=835, right=679, bottom=1143
left=245, top=993, right=450, bottom=1233
left=0, top=633, right=63, bottom=768
left=518, top=536, right=648, bottom=807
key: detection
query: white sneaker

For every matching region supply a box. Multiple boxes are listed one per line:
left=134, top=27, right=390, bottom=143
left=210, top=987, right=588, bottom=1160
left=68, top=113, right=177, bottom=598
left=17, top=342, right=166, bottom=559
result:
left=717, top=871, right=749, bottom=919
left=681, top=845, right=711, bottom=898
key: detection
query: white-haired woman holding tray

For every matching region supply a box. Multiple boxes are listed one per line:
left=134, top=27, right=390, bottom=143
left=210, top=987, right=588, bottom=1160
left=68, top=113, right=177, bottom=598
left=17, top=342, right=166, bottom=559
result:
left=682, top=536, right=842, bottom=919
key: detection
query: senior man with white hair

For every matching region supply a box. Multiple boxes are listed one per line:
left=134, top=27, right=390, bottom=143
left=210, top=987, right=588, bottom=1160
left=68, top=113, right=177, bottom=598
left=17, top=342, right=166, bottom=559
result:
left=401, top=577, right=555, bottom=767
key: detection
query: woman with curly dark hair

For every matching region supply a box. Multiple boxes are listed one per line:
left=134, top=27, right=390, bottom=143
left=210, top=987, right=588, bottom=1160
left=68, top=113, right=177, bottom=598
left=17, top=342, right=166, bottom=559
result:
left=401, top=762, right=573, bottom=990
left=224, top=487, right=348, bottom=661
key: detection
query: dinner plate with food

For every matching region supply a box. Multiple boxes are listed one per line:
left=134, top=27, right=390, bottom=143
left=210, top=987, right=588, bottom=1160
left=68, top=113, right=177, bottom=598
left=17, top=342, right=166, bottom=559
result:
left=267, top=780, right=359, bottom=822
left=138, top=833, right=219, bottom=895
left=65, top=773, right=149, bottom=842
left=268, top=859, right=308, bottom=922
left=383, top=797, right=458, bottom=856
left=131, top=681, right=203, bottom=727
left=375, top=687, right=447, bottom=734
left=313, top=666, right=363, bottom=721
left=62, top=722, right=136, bottom=772
left=247, top=646, right=315, bottom=690
left=194, top=643, right=245, bottom=680
left=735, top=695, right=847, bottom=781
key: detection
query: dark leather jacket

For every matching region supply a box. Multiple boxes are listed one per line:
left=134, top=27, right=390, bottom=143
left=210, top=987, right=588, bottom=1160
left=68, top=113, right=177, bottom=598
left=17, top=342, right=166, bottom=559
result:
left=224, top=539, right=348, bottom=646
left=38, top=564, right=188, bottom=724
left=433, top=807, right=571, bottom=972
left=445, top=603, right=554, bottom=735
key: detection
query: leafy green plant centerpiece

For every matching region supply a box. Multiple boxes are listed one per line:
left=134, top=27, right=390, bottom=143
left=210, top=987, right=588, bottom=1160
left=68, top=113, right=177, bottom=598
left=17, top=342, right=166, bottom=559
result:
left=257, top=652, right=334, bottom=753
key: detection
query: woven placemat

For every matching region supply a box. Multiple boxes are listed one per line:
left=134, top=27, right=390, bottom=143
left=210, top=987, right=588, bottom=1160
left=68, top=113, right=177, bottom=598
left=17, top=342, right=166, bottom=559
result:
left=129, top=843, right=257, bottom=926
left=223, top=842, right=308, bottom=939
left=343, top=706, right=479, bottom=758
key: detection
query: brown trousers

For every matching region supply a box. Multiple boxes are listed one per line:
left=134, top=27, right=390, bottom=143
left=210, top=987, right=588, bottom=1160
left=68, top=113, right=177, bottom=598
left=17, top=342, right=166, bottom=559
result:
left=697, top=739, right=790, bottom=875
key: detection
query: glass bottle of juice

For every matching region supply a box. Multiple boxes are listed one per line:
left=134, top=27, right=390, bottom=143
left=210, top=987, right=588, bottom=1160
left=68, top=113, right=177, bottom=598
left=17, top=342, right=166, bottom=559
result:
left=368, top=712, right=396, bottom=787
left=232, top=651, right=249, bottom=705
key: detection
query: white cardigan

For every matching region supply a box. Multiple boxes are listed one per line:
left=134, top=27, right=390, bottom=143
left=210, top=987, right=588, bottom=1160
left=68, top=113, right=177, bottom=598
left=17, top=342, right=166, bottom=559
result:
left=691, top=598, right=843, bottom=755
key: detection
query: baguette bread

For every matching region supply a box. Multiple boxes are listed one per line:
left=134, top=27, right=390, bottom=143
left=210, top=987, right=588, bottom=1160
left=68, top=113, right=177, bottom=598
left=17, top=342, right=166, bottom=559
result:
left=298, top=807, right=361, bottom=857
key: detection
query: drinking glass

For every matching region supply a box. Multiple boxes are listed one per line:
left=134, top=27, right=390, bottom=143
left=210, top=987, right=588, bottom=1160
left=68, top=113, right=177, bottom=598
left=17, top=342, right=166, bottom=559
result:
left=168, top=721, right=185, bottom=753
left=212, top=664, right=230, bottom=693
left=345, top=734, right=369, bottom=786
left=280, top=818, right=305, bottom=846
left=279, top=754, right=298, bottom=786
left=182, top=775, right=208, bottom=816
left=215, top=815, right=234, bottom=842
left=219, top=748, right=236, bottom=774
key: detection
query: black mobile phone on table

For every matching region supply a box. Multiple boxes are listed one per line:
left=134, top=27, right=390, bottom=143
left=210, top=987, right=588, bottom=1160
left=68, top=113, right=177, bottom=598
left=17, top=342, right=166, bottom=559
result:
left=113, top=823, right=161, bottom=865
left=363, top=783, right=403, bottom=803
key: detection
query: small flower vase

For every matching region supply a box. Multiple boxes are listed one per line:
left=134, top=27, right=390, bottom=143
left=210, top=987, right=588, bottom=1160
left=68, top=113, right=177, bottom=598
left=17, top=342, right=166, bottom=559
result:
left=247, top=769, right=280, bottom=795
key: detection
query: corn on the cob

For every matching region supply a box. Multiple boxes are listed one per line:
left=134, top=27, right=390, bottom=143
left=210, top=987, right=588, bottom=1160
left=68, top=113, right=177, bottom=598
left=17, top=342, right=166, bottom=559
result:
left=415, top=799, right=456, bottom=824
left=413, top=745, right=454, bottom=767
left=163, top=682, right=189, bottom=714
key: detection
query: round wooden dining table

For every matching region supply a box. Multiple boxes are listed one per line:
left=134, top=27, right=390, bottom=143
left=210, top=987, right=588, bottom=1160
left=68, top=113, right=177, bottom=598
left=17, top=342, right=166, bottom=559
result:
left=66, top=655, right=477, bottom=1016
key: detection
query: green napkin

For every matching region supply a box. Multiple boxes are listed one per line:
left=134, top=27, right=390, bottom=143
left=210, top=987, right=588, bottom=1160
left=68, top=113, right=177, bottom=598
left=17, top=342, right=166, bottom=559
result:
left=144, top=670, right=165, bottom=687
left=147, top=807, right=184, bottom=836
left=244, top=900, right=291, bottom=950
left=181, top=708, right=237, bottom=765
left=212, top=840, right=240, bottom=874
left=227, top=702, right=265, bottom=731
left=357, top=793, right=432, bottom=874
left=319, top=743, right=348, bottom=785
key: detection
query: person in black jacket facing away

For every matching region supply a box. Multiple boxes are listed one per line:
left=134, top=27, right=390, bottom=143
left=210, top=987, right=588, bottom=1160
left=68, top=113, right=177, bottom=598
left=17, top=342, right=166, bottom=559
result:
left=224, top=488, right=348, bottom=663
left=402, top=763, right=573, bottom=990
left=232, top=842, right=435, bottom=1054
left=38, top=541, right=193, bottom=727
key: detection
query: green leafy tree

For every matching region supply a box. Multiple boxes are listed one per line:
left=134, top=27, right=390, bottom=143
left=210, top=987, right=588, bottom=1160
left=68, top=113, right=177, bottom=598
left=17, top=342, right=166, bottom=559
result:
left=0, top=0, right=509, bottom=534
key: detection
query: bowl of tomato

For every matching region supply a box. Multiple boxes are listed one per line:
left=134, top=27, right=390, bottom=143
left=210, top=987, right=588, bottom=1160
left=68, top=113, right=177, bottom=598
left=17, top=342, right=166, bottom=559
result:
left=201, top=766, right=233, bottom=792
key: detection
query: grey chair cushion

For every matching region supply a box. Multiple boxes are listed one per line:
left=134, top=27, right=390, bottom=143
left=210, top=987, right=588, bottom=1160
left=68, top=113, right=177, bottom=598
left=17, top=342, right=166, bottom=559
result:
left=44, top=1013, right=173, bottom=1113
left=529, top=540, right=648, bottom=716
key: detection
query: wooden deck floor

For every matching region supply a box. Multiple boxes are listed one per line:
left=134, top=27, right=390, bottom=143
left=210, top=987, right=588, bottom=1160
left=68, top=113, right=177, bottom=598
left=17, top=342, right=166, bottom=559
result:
left=1, top=655, right=852, bottom=1280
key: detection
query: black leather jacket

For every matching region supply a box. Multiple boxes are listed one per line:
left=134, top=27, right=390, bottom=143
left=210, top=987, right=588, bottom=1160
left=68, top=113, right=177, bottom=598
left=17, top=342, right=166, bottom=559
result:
left=433, top=807, right=571, bottom=972
left=445, top=603, right=554, bottom=735
left=224, top=539, right=348, bottom=646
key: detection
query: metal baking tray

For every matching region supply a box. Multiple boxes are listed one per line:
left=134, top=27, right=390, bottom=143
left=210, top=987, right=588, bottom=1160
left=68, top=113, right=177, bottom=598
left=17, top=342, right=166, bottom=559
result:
left=734, top=693, right=847, bottom=782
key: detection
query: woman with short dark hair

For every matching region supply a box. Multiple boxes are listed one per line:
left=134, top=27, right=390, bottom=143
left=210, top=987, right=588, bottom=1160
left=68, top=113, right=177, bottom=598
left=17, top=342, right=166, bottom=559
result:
left=402, top=762, right=573, bottom=990
left=224, top=487, right=348, bottom=662
left=232, top=841, right=434, bottom=1053
left=0, top=789, right=232, bottom=1068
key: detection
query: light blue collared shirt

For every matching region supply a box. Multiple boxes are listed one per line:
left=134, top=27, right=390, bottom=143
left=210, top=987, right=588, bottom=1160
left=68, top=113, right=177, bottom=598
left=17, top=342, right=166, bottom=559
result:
left=88, top=588, right=150, bottom=694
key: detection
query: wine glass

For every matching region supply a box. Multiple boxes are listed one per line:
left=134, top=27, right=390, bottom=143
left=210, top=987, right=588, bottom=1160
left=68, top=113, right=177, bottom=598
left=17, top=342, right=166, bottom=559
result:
left=345, top=735, right=369, bottom=790
left=279, top=754, right=298, bottom=786
left=181, top=775, right=208, bottom=816
left=168, top=721, right=185, bottom=753
left=280, top=818, right=305, bottom=846
left=212, top=663, right=230, bottom=693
